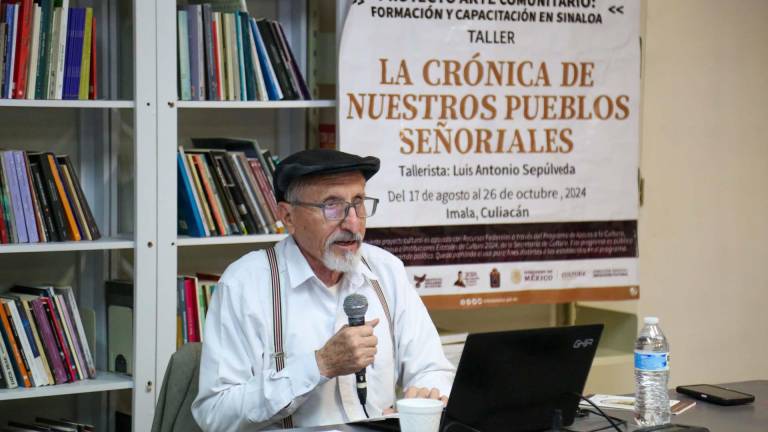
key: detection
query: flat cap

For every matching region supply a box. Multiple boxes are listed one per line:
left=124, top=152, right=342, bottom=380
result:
left=273, top=149, right=380, bottom=202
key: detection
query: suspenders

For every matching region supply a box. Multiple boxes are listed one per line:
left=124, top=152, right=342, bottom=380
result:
left=265, top=247, right=394, bottom=429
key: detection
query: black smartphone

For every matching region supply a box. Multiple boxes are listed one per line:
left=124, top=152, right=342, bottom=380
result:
left=675, top=384, right=755, bottom=406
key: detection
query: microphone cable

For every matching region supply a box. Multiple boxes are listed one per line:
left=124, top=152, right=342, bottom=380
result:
left=361, top=403, right=369, bottom=418
left=561, top=393, right=625, bottom=432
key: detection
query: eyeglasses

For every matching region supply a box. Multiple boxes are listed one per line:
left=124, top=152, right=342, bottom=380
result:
left=291, top=197, right=379, bottom=221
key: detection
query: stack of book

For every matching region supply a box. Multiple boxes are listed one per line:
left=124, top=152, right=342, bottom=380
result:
left=0, top=150, right=101, bottom=244
left=177, top=138, right=283, bottom=237
left=177, top=273, right=218, bottom=347
left=177, top=4, right=310, bottom=101
left=0, top=285, right=96, bottom=389
left=1, top=1, right=97, bottom=100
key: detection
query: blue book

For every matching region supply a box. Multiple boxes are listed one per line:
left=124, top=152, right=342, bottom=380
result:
left=235, top=14, right=246, bottom=100
left=64, top=8, right=84, bottom=100
left=2, top=151, right=28, bottom=243
left=61, top=8, right=74, bottom=99
left=13, top=151, right=39, bottom=243
left=249, top=17, right=281, bottom=100
left=177, top=152, right=206, bottom=237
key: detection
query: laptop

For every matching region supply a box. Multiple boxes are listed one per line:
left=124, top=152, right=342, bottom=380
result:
left=355, top=324, right=604, bottom=432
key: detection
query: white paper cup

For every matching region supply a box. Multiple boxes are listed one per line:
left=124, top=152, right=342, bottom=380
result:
left=396, top=398, right=443, bottom=432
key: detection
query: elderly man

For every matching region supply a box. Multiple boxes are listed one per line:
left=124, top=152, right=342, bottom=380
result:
left=192, top=149, right=454, bottom=430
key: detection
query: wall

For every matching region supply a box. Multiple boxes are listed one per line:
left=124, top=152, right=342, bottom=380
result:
left=639, top=0, right=768, bottom=386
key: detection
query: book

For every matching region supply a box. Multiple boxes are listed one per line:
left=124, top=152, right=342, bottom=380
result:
left=582, top=394, right=697, bottom=415
left=177, top=10, right=191, bottom=101
left=106, top=280, right=133, bottom=375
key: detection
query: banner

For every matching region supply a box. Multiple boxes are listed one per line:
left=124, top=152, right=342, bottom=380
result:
left=339, top=0, right=640, bottom=309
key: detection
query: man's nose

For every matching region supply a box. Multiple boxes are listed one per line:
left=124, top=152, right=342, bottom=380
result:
left=340, top=204, right=363, bottom=228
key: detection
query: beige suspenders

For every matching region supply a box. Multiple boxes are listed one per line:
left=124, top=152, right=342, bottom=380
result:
left=265, top=247, right=395, bottom=429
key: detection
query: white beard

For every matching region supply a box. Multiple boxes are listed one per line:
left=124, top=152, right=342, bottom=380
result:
left=322, top=231, right=363, bottom=273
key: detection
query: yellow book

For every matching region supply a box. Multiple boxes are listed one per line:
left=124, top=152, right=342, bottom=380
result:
left=78, top=8, right=93, bottom=100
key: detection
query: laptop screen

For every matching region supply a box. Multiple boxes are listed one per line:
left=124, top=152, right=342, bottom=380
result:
left=444, top=324, right=603, bottom=432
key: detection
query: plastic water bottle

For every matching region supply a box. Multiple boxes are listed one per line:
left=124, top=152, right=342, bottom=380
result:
left=634, top=316, right=671, bottom=426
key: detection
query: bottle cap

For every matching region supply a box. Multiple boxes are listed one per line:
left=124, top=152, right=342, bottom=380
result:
left=644, top=316, right=659, bottom=324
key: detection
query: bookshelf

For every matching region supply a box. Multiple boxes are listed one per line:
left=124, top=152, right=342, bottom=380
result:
left=0, top=0, right=157, bottom=431
left=155, top=0, right=342, bottom=384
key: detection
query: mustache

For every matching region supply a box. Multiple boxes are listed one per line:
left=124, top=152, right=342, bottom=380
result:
left=326, top=231, right=363, bottom=246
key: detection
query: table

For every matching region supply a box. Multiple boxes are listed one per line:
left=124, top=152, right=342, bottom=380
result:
left=289, top=380, right=767, bottom=431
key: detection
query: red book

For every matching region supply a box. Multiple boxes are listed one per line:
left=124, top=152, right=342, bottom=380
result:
left=89, top=18, right=96, bottom=99
left=211, top=17, right=222, bottom=100
left=12, top=0, right=33, bottom=99
left=183, top=277, right=199, bottom=343
left=41, top=296, right=76, bottom=382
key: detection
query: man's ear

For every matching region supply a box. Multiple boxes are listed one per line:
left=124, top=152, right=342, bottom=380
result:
left=277, top=202, right=295, bottom=234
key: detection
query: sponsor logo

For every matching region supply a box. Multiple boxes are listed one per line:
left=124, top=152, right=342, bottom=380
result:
left=511, top=269, right=522, bottom=284
left=561, top=270, right=586, bottom=280
left=573, top=338, right=594, bottom=349
left=524, top=269, right=554, bottom=282
left=593, top=268, right=629, bottom=278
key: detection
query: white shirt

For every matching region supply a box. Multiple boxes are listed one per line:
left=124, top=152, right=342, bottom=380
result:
left=191, top=236, right=455, bottom=431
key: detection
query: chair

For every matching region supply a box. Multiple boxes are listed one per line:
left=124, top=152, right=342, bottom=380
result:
left=151, top=343, right=204, bottom=432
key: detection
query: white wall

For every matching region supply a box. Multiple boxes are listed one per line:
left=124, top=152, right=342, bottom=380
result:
left=639, top=0, right=768, bottom=386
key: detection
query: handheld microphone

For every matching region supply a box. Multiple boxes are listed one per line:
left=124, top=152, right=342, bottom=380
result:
left=343, top=294, right=369, bottom=408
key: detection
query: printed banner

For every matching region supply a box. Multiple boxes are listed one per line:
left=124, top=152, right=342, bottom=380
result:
left=339, top=0, right=640, bottom=309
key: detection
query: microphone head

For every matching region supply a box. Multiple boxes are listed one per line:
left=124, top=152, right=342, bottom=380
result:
left=343, top=294, right=368, bottom=319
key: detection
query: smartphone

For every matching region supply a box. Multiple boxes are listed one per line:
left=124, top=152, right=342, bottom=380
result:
left=675, top=384, right=755, bottom=406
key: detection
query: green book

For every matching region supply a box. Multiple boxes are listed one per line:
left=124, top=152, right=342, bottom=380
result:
left=35, top=0, right=54, bottom=99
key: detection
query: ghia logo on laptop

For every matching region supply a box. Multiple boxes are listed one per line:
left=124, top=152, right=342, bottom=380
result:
left=573, top=338, right=595, bottom=349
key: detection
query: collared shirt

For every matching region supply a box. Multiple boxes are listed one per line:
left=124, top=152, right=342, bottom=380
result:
left=191, top=236, right=455, bottom=431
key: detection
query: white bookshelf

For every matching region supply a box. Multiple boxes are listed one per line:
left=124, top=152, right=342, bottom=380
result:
left=0, top=0, right=157, bottom=430
left=0, top=237, right=134, bottom=254
left=0, top=100, right=134, bottom=109
left=176, top=100, right=336, bottom=109
left=155, top=0, right=343, bottom=393
left=177, top=234, right=288, bottom=247
left=0, top=372, right=133, bottom=402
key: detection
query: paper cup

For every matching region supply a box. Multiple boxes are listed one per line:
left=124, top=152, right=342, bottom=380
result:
left=396, top=398, right=443, bottom=432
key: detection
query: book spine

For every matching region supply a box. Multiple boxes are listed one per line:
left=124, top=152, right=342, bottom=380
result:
left=177, top=10, right=191, bottom=101
left=275, top=21, right=311, bottom=100
left=0, top=159, right=8, bottom=242
left=232, top=153, right=269, bottom=234
left=177, top=277, right=187, bottom=345
left=11, top=298, right=48, bottom=385
left=4, top=5, right=18, bottom=99
left=256, top=19, right=295, bottom=100
left=13, top=150, right=39, bottom=242
left=31, top=298, right=67, bottom=384
left=183, top=278, right=199, bottom=343
left=53, top=294, right=84, bottom=380
left=22, top=300, right=53, bottom=385
left=0, top=303, right=30, bottom=387
left=211, top=13, right=223, bottom=100
left=192, top=154, right=227, bottom=236
left=25, top=4, right=41, bottom=99
left=23, top=151, right=47, bottom=242
left=61, top=288, right=95, bottom=378
left=201, top=5, right=216, bottom=101
left=249, top=17, right=280, bottom=100
left=235, top=13, right=245, bottom=100
left=34, top=153, right=66, bottom=241
left=0, top=315, right=18, bottom=388
left=1, top=301, right=36, bottom=386
left=0, top=157, right=15, bottom=243
left=46, top=153, right=80, bottom=241
left=249, top=158, right=279, bottom=223
left=45, top=6, right=59, bottom=99
left=13, top=0, right=33, bottom=99
left=186, top=153, right=216, bottom=236
left=206, top=152, right=243, bottom=234
left=59, top=155, right=99, bottom=239
left=88, top=17, right=95, bottom=99
left=177, top=151, right=206, bottom=237
left=57, top=159, right=90, bottom=240
left=217, top=152, right=256, bottom=234
left=41, top=296, right=75, bottom=382
left=53, top=0, right=69, bottom=99
left=78, top=7, right=92, bottom=100
left=35, top=0, right=53, bottom=99
left=3, top=151, right=29, bottom=242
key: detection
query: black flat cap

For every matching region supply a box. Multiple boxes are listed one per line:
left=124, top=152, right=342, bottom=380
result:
left=273, top=149, right=380, bottom=202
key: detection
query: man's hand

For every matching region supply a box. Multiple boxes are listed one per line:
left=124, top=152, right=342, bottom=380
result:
left=315, top=319, right=379, bottom=378
left=382, top=387, right=448, bottom=414
left=403, top=386, right=448, bottom=405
